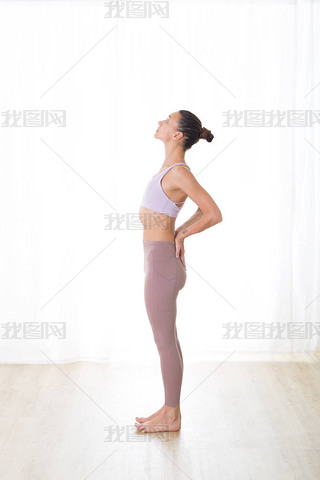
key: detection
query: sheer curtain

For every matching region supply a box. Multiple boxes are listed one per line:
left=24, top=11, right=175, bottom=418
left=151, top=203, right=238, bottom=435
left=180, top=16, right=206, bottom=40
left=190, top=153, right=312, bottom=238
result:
left=0, top=0, right=319, bottom=363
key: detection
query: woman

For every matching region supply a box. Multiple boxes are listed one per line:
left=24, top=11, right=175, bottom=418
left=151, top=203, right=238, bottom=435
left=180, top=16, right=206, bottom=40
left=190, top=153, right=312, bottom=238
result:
left=135, top=110, right=223, bottom=433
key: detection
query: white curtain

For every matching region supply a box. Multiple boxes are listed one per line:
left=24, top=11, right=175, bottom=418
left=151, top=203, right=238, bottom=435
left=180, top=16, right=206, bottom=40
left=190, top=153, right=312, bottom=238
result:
left=0, top=0, right=319, bottom=363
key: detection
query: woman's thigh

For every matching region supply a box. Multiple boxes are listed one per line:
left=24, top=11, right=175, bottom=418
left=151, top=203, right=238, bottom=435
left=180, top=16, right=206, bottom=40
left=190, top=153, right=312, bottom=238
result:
left=143, top=240, right=186, bottom=315
left=144, top=258, right=178, bottom=315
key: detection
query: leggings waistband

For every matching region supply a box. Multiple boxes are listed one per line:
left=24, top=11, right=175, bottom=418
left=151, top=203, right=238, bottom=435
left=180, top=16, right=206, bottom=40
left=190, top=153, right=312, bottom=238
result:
left=143, top=240, right=175, bottom=243
left=143, top=239, right=176, bottom=257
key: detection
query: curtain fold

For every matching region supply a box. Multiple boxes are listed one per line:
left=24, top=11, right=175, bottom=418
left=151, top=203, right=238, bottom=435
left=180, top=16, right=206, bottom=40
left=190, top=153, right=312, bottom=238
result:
left=0, top=0, right=319, bottom=363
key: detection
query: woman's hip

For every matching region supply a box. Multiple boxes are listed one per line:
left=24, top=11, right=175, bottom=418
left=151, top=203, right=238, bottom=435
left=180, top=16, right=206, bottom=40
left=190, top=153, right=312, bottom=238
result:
left=143, top=240, right=186, bottom=295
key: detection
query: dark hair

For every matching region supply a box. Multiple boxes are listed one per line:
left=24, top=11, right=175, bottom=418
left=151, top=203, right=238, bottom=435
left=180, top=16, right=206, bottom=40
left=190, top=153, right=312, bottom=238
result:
left=177, top=110, right=214, bottom=151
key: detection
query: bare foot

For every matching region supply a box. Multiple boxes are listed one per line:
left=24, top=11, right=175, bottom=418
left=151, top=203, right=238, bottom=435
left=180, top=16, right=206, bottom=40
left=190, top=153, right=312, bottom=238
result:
left=135, top=406, right=181, bottom=433
left=135, top=404, right=165, bottom=423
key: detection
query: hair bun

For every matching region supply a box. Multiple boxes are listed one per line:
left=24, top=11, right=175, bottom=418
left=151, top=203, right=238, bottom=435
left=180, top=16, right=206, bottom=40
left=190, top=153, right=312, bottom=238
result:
left=199, top=127, right=214, bottom=143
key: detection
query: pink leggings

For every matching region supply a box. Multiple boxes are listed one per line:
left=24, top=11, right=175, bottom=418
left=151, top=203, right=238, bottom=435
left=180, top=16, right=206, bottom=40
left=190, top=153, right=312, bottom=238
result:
left=143, top=240, right=187, bottom=407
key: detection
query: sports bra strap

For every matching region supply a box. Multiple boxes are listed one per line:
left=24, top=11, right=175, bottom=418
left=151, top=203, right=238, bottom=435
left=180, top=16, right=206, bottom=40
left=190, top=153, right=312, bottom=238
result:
left=155, top=163, right=191, bottom=180
left=164, top=163, right=190, bottom=172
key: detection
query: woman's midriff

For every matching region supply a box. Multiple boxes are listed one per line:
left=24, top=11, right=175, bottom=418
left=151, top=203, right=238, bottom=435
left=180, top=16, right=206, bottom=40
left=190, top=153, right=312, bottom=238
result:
left=139, top=205, right=176, bottom=241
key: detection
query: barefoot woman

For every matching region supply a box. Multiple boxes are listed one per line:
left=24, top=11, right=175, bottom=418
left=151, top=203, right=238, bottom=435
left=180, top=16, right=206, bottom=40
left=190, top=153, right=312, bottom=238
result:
left=135, top=110, right=223, bottom=433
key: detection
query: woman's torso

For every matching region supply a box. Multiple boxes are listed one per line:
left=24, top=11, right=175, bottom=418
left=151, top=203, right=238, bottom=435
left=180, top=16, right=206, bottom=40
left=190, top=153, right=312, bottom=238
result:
left=139, top=163, right=190, bottom=241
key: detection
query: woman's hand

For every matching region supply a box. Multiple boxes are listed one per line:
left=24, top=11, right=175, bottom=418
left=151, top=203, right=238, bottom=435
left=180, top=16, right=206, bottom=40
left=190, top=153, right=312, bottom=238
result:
left=174, top=232, right=186, bottom=271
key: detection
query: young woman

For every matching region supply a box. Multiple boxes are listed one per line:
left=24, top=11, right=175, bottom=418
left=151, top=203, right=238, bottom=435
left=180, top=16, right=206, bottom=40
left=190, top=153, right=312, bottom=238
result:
left=135, top=110, right=223, bottom=433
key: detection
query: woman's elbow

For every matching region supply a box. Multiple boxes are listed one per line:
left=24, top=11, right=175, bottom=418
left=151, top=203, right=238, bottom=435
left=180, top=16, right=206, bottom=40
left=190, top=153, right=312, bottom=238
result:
left=208, top=211, right=223, bottom=226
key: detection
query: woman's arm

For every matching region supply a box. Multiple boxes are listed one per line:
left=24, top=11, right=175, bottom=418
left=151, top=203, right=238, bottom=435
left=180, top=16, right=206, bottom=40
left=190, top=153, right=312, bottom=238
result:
left=175, top=207, right=204, bottom=236
left=174, top=205, right=221, bottom=264
left=176, top=207, right=221, bottom=241
left=173, top=168, right=223, bottom=242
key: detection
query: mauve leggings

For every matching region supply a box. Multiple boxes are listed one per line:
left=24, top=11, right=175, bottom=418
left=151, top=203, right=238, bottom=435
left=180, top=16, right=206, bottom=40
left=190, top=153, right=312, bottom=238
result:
left=143, top=240, right=187, bottom=408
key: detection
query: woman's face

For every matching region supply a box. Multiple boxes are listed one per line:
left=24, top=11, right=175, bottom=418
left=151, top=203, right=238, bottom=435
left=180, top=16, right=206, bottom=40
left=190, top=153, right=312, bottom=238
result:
left=154, top=111, right=181, bottom=142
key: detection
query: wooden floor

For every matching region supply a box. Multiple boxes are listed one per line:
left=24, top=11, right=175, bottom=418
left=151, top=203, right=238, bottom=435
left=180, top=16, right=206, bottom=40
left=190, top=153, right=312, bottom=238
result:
left=0, top=352, right=319, bottom=479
